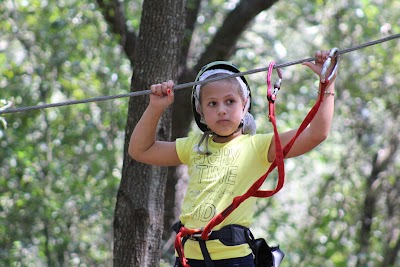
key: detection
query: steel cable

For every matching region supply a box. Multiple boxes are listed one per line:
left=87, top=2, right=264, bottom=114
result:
left=1, top=33, right=399, bottom=115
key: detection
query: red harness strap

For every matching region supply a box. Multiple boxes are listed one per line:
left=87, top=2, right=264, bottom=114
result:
left=175, top=226, right=203, bottom=267
left=200, top=59, right=337, bottom=240
left=175, top=53, right=339, bottom=266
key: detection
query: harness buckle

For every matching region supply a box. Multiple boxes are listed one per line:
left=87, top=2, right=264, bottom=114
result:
left=320, top=48, right=340, bottom=83
left=191, top=230, right=212, bottom=240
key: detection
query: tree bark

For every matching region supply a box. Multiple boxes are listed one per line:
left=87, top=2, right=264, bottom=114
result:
left=162, top=0, right=202, bottom=239
left=113, top=0, right=186, bottom=266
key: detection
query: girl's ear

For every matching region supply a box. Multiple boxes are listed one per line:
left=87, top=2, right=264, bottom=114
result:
left=196, top=106, right=207, bottom=124
left=243, top=98, right=249, bottom=111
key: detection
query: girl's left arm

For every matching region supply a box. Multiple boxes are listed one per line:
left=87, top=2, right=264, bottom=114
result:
left=268, top=50, right=336, bottom=162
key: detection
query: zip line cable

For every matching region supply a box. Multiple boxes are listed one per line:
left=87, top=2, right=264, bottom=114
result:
left=1, top=33, right=399, bottom=115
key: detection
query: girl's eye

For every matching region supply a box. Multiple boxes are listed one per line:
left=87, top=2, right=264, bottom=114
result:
left=208, top=101, right=216, bottom=107
left=226, top=99, right=235, bottom=104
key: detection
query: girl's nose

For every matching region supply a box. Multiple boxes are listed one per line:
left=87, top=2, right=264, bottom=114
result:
left=217, top=105, right=227, bottom=115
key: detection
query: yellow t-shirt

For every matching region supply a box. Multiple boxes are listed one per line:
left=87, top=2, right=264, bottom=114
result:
left=175, top=133, right=273, bottom=260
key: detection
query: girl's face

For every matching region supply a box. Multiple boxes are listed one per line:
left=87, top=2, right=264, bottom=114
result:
left=200, top=80, right=245, bottom=142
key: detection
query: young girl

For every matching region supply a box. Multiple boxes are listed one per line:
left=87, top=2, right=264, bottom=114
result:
left=129, top=50, right=337, bottom=267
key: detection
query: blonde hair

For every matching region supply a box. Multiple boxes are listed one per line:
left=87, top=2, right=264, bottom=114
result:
left=199, top=73, right=247, bottom=104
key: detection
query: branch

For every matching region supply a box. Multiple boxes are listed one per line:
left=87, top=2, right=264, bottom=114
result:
left=180, top=0, right=202, bottom=67
left=195, top=0, right=279, bottom=69
left=371, top=130, right=399, bottom=177
left=95, top=0, right=137, bottom=64
left=356, top=130, right=399, bottom=266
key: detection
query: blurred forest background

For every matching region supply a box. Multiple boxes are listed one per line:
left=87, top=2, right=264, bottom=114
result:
left=0, top=0, right=399, bottom=266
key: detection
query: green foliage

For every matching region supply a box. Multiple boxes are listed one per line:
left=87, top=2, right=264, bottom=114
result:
left=235, top=0, right=400, bottom=266
left=1, top=0, right=399, bottom=266
left=0, top=0, right=131, bottom=265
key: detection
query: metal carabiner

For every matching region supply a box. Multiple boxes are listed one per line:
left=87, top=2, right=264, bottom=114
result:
left=273, top=76, right=282, bottom=96
left=0, top=100, right=13, bottom=112
left=320, top=48, right=340, bottom=83
left=267, top=62, right=283, bottom=103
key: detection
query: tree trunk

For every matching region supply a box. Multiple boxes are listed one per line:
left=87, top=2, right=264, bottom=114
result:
left=356, top=133, right=399, bottom=267
left=113, top=0, right=186, bottom=266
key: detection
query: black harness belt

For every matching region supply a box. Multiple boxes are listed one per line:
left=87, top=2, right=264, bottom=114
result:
left=172, top=221, right=253, bottom=267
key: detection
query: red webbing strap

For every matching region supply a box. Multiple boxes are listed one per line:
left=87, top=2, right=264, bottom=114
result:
left=256, top=61, right=284, bottom=197
left=200, top=65, right=332, bottom=240
left=174, top=227, right=202, bottom=267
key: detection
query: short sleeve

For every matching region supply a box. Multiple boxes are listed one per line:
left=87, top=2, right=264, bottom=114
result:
left=251, top=133, right=273, bottom=164
left=176, top=135, right=196, bottom=165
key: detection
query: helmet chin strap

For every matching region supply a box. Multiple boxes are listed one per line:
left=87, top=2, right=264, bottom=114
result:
left=213, top=120, right=243, bottom=138
left=196, top=120, right=243, bottom=156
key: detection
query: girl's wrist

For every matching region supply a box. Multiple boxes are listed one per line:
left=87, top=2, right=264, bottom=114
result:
left=318, top=80, right=335, bottom=96
left=318, top=90, right=335, bottom=96
left=147, top=104, right=167, bottom=116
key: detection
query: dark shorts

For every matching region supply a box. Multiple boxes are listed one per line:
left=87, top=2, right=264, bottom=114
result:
left=174, top=253, right=254, bottom=267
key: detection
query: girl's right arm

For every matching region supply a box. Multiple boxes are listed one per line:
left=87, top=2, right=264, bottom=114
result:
left=128, top=80, right=182, bottom=166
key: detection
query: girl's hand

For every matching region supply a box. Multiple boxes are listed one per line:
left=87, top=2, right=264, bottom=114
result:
left=303, top=50, right=337, bottom=80
left=149, top=80, right=175, bottom=110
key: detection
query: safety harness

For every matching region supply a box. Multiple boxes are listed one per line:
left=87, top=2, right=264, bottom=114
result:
left=175, top=50, right=340, bottom=267
left=173, top=222, right=254, bottom=266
